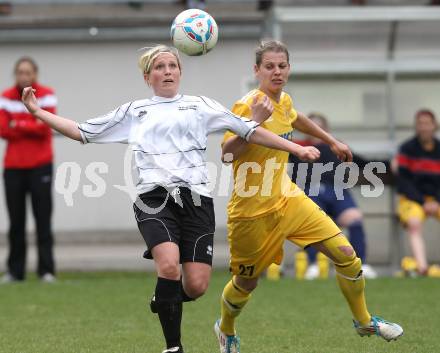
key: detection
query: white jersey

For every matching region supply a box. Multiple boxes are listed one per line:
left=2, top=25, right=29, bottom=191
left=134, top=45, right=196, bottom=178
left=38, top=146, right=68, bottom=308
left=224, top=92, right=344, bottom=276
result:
left=78, top=94, right=258, bottom=197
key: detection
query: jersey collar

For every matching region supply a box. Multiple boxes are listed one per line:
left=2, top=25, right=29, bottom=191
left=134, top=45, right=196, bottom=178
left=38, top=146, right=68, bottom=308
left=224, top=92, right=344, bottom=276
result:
left=256, top=89, right=284, bottom=105
left=151, top=94, right=182, bottom=102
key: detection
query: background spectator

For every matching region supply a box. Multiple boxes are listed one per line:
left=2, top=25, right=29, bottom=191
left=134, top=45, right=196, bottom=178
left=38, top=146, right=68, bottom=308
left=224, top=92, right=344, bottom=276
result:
left=396, top=109, right=440, bottom=276
left=0, top=57, right=57, bottom=283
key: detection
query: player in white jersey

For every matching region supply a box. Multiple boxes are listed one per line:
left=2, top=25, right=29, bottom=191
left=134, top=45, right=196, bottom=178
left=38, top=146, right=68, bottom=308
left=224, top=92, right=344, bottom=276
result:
left=21, top=45, right=320, bottom=353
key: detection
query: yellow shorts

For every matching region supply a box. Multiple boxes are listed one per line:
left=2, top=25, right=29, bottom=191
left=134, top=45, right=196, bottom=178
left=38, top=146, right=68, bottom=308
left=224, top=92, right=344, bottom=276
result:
left=227, top=191, right=341, bottom=278
left=397, top=195, right=440, bottom=224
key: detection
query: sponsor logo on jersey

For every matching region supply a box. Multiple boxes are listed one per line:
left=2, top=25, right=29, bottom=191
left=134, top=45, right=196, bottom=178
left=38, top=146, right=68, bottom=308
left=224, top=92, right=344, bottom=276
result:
left=279, top=130, right=294, bottom=140
left=178, top=105, right=198, bottom=111
left=138, top=110, right=148, bottom=118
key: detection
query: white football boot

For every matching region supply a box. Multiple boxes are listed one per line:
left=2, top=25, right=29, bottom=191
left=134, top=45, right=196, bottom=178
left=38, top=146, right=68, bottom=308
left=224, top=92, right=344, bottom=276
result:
left=354, top=316, right=403, bottom=342
left=214, top=319, right=240, bottom=353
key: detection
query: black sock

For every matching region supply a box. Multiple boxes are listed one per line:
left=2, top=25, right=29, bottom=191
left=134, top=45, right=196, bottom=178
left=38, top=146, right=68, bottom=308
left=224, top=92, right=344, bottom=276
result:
left=180, top=280, right=195, bottom=303
left=155, top=277, right=183, bottom=349
left=149, top=279, right=193, bottom=314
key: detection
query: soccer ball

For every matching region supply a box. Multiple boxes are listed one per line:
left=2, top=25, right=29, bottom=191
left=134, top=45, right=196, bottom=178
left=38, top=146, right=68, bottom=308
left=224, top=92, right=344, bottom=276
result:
left=171, top=9, right=218, bottom=56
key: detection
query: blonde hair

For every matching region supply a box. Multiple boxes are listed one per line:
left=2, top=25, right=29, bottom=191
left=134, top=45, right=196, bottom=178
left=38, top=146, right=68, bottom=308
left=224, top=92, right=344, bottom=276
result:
left=255, top=40, right=290, bottom=67
left=138, top=45, right=181, bottom=75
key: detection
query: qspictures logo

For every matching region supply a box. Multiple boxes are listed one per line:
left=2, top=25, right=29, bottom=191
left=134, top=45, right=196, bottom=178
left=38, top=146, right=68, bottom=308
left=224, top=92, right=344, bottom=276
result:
left=54, top=147, right=387, bottom=214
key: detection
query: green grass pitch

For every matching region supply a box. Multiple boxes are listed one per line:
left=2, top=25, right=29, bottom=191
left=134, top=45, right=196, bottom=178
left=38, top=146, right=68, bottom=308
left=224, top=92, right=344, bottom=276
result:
left=1, top=271, right=439, bottom=353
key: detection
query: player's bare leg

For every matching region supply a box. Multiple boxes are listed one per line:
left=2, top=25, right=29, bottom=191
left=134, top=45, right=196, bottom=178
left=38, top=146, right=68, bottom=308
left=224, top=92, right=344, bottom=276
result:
left=406, top=218, right=428, bottom=274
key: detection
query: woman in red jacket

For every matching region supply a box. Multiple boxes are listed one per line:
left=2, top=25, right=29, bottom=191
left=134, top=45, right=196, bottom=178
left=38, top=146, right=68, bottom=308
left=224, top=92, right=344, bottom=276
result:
left=0, top=57, right=57, bottom=283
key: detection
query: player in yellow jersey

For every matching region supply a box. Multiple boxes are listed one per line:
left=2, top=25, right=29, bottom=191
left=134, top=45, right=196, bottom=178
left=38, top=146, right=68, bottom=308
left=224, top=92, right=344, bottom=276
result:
left=214, top=40, right=403, bottom=353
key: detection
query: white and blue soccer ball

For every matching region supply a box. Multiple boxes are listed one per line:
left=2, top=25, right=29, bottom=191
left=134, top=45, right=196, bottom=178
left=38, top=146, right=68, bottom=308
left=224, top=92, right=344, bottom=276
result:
left=171, top=9, right=218, bottom=56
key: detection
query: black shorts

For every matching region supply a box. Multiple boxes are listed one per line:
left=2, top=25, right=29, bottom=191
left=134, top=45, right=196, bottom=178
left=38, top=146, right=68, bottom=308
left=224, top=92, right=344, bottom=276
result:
left=133, top=186, right=215, bottom=265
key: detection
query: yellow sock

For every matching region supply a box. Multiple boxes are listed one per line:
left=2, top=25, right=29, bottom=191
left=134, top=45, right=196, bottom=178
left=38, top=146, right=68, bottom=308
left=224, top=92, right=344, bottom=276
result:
left=336, top=261, right=371, bottom=326
left=295, top=250, right=308, bottom=280
left=321, top=235, right=371, bottom=326
left=266, top=263, right=281, bottom=280
left=317, top=251, right=329, bottom=279
left=220, top=276, right=251, bottom=335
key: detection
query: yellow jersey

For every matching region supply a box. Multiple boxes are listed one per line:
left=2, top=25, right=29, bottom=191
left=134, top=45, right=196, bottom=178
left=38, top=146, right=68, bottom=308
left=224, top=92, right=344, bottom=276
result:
left=223, top=89, right=300, bottom=220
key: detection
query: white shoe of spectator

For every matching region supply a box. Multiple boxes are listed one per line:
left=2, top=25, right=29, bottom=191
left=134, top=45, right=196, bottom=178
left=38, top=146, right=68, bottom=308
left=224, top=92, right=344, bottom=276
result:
left=362, top=264, right=378, bottom=279
left=304, top=263, right=319, bottom=280
left=1, top=273, right=15, bottom=284
left=40, top=273, right=56, bottom=283
left=1, top=273, right=18, bottom=284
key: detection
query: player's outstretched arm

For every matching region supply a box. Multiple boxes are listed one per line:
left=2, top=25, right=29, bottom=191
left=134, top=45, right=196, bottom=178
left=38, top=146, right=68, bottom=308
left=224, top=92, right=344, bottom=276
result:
left=294, top=112, right=353, bottom=162
left=22, top=87, right=81, bottom=141
left=221, top=136, right=248, bottom=162
left=293, top=112, right=334, bottom=144
left=246, top=127, right=320, bottom=162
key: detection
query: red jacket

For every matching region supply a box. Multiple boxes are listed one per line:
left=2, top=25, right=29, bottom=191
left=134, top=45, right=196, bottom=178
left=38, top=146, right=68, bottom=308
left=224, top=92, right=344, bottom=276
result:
left=0, top=83, right=56, bottom=169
